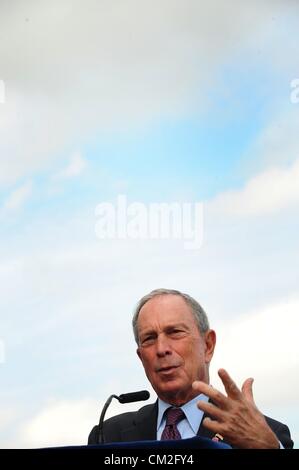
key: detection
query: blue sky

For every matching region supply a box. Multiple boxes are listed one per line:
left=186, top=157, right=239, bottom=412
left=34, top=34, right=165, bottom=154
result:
left=1, top=0, right=299, bottom=448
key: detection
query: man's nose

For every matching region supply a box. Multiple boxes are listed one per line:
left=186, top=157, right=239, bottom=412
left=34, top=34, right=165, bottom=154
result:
left=156, top=334, right=172, bottom=357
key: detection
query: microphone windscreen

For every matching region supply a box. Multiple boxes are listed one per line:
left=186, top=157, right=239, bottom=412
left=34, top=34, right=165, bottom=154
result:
left=118, top=390, right=150, bottom=404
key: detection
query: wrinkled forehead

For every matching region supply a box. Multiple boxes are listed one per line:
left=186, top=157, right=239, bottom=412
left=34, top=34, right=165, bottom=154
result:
left=137, top=294, right=196, bottom=330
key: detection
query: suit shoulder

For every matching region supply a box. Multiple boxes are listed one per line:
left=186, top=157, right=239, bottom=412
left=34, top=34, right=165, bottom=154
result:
left=265, top=415, right=294, bottom=449
left=265, top=415, right=289, bottom=431
left=88, top=402, right=156, bottom=445
left=107, top=402, right=156, bottom=422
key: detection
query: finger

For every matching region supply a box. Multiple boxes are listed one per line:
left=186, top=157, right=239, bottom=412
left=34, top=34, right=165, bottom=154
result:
left=218, top=368, right=242, bottom=399
left=201, top=416, right=220, bottom=434
left=192, top=380, right=211, bottom=395
left=192, top=380, right=228, bottom=408
left=196, top=400, right=225, bottom=421
left=241, top=377, right=255, bottom=404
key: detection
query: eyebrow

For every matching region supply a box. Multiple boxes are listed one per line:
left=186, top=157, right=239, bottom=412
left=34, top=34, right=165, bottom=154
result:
left=139, top=322, right=190, bottom=336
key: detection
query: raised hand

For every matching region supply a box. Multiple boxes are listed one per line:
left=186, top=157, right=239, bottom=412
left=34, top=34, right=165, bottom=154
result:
left=192, top=368, right=280, bottom=449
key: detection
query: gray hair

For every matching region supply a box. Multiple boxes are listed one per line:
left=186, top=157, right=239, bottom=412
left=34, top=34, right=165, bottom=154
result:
left=132, top=288, right=210, bottom=344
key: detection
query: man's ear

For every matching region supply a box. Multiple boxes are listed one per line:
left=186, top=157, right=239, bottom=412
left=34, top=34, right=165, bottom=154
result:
left=204, top=329, right=216, bottom=363
left=136, top=347, right=142, bottom=360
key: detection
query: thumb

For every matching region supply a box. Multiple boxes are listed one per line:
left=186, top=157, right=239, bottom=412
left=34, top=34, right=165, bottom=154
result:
left=241, top=377, right=255, bottom=404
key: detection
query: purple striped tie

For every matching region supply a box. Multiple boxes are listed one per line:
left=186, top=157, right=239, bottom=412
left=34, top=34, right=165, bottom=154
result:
left=161, top=407, right=185, bottom=440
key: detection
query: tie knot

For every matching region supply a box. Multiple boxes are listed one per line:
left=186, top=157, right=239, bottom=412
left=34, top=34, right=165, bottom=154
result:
left=165, top=407, right=185, bottom=426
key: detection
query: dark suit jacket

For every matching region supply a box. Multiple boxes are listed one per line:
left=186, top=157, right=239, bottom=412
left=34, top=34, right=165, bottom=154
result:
left=88, top=401, right=294, bottom=448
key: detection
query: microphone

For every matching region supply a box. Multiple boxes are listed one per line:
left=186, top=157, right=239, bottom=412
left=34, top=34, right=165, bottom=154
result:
left=118, top=390, right=150, bottom=404
left=97, top=390, right=150, bottom=443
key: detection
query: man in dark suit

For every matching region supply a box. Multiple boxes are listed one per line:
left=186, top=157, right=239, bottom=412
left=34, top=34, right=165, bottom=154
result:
left=88, top=288, right=293, bottom=448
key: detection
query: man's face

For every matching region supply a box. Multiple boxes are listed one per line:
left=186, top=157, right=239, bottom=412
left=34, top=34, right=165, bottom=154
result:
left=136, top=294, right=216, bottom=406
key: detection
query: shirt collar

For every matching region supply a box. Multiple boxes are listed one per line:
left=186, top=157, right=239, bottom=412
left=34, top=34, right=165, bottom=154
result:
left=157, top=394, right=209, bottom=434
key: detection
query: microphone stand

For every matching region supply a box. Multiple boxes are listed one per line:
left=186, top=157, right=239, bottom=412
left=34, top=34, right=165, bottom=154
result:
left=97, top=394, right=118, bottom=444
left=96, top=390, right=150, bottom=443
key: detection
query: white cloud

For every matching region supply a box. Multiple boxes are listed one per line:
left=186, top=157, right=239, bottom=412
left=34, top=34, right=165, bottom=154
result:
left=17, top=399, right=98, bottom=448
left=246, top=106, right=299, bottom=171
left=212, top=296, right=299, bottom=408
left=0, top=79, right=5, bottom=104
left=209, top=158, right=299, bottom=216
left=0, top=339, right=5, bottom=363
left=0, top=0, right=297, bottom=185
left=1, top=180, right=32, bottom=212
left=0, top=407, right=17, bottom=433
left=53, top=151, right=87, bottom=180
left=16, top=396, right=155, bottom=448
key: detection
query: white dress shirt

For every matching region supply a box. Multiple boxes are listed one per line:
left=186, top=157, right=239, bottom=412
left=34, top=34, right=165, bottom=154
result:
left=157, top=394, right=209, bottom=440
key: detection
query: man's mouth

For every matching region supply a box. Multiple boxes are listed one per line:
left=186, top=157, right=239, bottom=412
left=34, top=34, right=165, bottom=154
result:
left=157, top=365, right=179, bottom=373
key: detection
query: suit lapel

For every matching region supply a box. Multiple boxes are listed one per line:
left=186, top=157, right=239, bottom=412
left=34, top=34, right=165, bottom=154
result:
left=120, top=402, right=158, bottom=441
left=136, top=401, right=158, bottom=440
left=197, top=412, right=216, bottom=439
left=196, top=397, right=214, bottom=438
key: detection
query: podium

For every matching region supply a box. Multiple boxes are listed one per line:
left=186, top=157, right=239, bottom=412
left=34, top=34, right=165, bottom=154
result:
left=88, top=435, right=231, bottom=449
left=2, top=441, right=295, bottom=467
left=0, top=437, right=231, bottom=469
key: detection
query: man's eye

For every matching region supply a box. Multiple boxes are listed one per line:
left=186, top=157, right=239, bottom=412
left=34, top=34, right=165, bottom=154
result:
left=170, top=329, right=185, bottom=337
left=141, top=336, right=155, bottom=345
